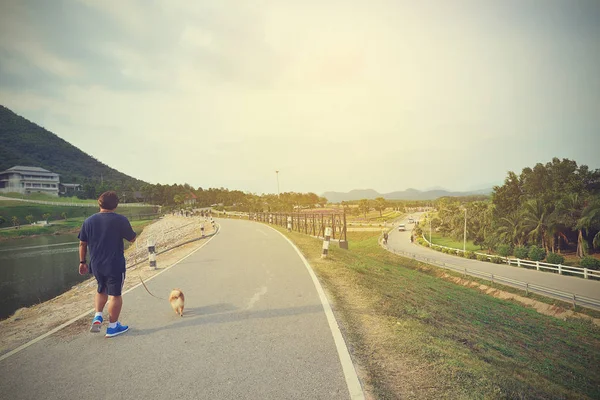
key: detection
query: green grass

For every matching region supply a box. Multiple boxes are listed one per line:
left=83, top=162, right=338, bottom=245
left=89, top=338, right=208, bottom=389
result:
left=278, top=228, right=600, bottom=399
left=0, top=215, right=158, bottom=240
left=0, top=192, right=98, bottom=204
left=346, top=208, right=403, bottom=223
left=428, top=232, right=480, bottom=252
left=0, top=199, right=158, bottom=229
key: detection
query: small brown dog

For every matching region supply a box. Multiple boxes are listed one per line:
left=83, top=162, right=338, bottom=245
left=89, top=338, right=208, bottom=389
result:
left=169, top=289, right=185, bottom=317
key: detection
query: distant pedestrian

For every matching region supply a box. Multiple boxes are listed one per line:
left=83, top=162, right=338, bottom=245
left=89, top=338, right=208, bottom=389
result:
left=78, top=191, right=137, bottom=338
left=383, top=232, right=388, bottom=244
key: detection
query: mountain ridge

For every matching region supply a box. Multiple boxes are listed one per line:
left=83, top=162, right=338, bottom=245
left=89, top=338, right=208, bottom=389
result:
left=322, top=187, right=493, bottom=202
left=0, top=105, right=144, bottom=187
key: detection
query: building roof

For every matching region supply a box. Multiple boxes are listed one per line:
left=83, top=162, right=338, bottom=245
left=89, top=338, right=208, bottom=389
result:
left=0, top=166, right=58, bottom=175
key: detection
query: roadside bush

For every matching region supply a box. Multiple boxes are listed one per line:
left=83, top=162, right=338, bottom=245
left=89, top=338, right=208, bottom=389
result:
left=580, top=256, right=600, bottom=270
left=528, top=246, right=546, bottom=262
left=457, top=251, right=465, bottom=257
left=514, top=246, right=528, bottom=259
left=497, top=244, right=512, bottom=258
left=477, top=254, right=488, bottom=262
left=491, top=256, right=503, bottom=264
left=465, top=251, right=476, bottom=259
left=546, top=252, right=565, bottom=265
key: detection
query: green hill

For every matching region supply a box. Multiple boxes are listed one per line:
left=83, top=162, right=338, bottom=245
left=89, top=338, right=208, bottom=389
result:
left=0, top=105, right=144, bottom=187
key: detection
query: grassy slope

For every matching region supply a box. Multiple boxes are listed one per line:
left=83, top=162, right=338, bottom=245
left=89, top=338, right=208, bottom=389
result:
left=429, top=232, right=480, bottom=252
left=0, top=200, right=156, bottom=227
left=281, top=228, right=600, bottom=399
left=0, top=193, right=98, bottom=204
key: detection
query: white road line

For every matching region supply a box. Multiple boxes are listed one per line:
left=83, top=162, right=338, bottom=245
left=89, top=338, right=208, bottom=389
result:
left=0, top=231, right=219, bottom=363
left=245, top=286, right=268, bottom=310
left=264, top=225, right=365, bottom=400
left=256, top=228, right=268, bottom=236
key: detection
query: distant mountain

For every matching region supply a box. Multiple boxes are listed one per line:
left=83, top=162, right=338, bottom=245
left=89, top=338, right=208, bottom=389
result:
left=322, top=187, right=493, bottom=202
left=0, top=105, right=144, bottom=186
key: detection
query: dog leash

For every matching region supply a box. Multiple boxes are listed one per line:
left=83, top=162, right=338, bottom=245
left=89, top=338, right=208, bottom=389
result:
left=138, top=276, right=167, bottom=300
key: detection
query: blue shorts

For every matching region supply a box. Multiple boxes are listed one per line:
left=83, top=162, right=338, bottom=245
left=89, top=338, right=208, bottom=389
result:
left=93, top=270, right=126, bottom=296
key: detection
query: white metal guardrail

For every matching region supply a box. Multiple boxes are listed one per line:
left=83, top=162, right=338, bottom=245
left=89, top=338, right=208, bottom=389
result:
left=420, top=235, right=600, bottom=280
left=381, top=239, right=600, bottom=311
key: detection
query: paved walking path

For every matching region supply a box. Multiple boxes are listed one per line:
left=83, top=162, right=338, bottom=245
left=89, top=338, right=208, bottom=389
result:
left=0, top=219, right=363, bottom=400
left=386, top=214, right=600, bottom=303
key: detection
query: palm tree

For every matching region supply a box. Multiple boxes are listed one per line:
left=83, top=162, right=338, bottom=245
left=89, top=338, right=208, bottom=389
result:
left=555, top=193, right=585, bottom=256
left=576, top=196, right=600, bottom=256
left=496, top=213, right=523, bottom=246
left=520, top=198, right=550, bottom=251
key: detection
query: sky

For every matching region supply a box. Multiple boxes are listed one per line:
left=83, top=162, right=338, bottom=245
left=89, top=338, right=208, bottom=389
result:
left=1, top=0, right=599, bottom=195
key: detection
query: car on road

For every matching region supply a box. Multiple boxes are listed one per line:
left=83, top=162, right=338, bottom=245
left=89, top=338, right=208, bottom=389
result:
left=398, top=224, right=406, bottom=231
left=408, top=217, right=414, bottom=223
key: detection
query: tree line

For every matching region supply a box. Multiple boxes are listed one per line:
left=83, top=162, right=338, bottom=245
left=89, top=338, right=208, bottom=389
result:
left=421, top=158, right=600, bottom=262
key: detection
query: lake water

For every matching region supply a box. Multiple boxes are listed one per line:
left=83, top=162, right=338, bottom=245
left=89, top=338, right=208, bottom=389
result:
left=0, top=233, right=88, bottom=320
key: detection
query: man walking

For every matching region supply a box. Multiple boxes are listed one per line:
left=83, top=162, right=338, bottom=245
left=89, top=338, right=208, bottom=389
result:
left=78, top=191, right=137, bottom=338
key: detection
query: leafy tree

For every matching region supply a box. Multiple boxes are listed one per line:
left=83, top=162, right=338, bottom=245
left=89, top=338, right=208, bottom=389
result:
left=374, top=197, right=387, bottom=217
left=25, top=214, right=34, bottom=224
left=42, top=213, right=51, bottom=221
left=61, top=212, right=68, bottom=220
left=358, top=199, right=370, bottom=218
left=318, top=197, right=328, bottom=208
left=11, top=216, right=20, bottom=228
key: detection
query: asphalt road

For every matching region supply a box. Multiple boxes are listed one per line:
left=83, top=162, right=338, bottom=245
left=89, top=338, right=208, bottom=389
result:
left=387, top=213, right=600, bottom=302
left=0, top=219, right=362, bottom=399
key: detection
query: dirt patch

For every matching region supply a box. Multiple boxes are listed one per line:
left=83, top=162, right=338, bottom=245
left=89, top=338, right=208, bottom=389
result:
left=0, top=215, right=216, bottom=356
left=441, top=273, right=600, bottom=327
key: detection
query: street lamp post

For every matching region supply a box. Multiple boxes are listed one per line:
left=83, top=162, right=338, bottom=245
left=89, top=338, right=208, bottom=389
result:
left=463, top=208, right=467, bottom=253
left=429, top=215, right=432, bottom=243
left=275, top=170, right=280, bottom=197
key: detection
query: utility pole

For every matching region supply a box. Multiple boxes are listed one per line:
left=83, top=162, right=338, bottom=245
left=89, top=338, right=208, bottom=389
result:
left=463, top=208, right=467, bottom=253
left=275, top=170, right=280, bottom=197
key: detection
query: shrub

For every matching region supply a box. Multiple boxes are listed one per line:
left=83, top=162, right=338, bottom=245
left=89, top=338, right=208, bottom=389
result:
left=491, top=256, right=503, bottom=264
left=465, top=251, right=476, bottom=259
left=457, top=251, right=465, bottom=257
left=497, top=244, right=512, bottom=258
left=528, top=246, right=546, bottom=262
left=546, top=252, right=565, bottom=265
left=477, top=254, right=488, bottom=262
left=580, top=256, right=600, bottom=270
left=514, top=246, right=528, bottom=260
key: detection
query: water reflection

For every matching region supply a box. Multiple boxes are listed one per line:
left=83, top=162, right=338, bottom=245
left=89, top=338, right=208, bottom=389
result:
left=0, top=234, right=87, bottom=320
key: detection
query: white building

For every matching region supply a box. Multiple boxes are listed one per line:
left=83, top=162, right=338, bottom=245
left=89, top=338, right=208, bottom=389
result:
left=0, top=166, right=60, bottom=196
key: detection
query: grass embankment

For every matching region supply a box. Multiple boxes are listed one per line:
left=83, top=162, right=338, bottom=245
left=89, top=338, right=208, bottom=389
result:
left=0, top=199, right=158, bottom=239
left=428, top=233, right=480, bottom=252
left=282, top=229, right=600, bottom=399
left=0, top=192, right=98, bottom=204
left=346, top=209, right=404, bottom=223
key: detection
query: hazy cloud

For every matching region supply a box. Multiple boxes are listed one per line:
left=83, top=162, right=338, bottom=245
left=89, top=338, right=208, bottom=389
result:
left=1, top=0, right=599, bottom=194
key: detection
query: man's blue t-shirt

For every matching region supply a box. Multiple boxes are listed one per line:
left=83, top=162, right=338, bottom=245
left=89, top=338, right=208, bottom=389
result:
left=78, top=212, right=136, bottom=275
